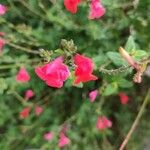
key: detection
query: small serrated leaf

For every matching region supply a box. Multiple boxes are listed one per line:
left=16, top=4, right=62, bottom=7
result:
left=103, top=82, right=118, bottom=96
left=125, top=36, right=137, bottom=52
left=118, top=78, right=133, bottom=88
left=107, top=52, right=127, bottom=66
left=132, top=50, right=148, bottom=61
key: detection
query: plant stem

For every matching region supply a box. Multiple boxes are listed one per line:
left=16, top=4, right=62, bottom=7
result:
left=6, top=41, right=40, bottom=54
left=119, top=88, right=150, bottom=150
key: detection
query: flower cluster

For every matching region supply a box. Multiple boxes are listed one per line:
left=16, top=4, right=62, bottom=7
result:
left=20, top=105, right=43, bottom=119
left=44, top=129, right=70, bottom=148
left=35, top=54, right=98, bottom=88
left=64, top=0, right=106, bottom=19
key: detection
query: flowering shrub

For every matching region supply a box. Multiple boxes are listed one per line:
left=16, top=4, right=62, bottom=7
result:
left=0, top=0, right=150, bottom=149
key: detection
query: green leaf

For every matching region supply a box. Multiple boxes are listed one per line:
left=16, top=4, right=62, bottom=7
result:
left=107, top=52, right=127, bottom=66
left=86, top=23, right=103, bottom=40
left=64, top=77, right=73, bottom=87
left=0, top=78, right=8, bottom=94
left=93, top=54, right=107, bottom=69
left=73, top=82, right=83, bottom=88
left=132, top=50, right=148, bottom=61
left=118, top=78, right=133, bottom=88
left=125, top=36, right=136, bottom=52
left=103, top=82, right=118, bottom=96
left=65, top=75, right=83, bottom=88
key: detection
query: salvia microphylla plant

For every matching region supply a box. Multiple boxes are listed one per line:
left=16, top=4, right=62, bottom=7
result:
left=0, top=0, right=150, bottom=149
left=34, top=39, right=149, bottom=88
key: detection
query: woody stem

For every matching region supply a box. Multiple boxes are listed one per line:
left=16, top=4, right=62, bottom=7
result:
left=119, top=88, right=150, bottom=150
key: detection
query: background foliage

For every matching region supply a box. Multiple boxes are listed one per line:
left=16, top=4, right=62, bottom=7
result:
left=0, top=0, right=150, bottom=149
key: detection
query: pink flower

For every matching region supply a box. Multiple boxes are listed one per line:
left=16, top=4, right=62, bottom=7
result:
left=89, top=0, right=105, bottom=20
left=89, top=89, right=98, bottom=102
left=74, top=54, right=98, bottom=84
left=64, top=0, right=80, bottom=14
left=44, top=132, right=53, bottom=141
left=0, top=38, right=5, bottom=52
left=35, top=106, right=43, bottom=116
left=20, top=107, right=30, bottom=119
left=96, top=116, right=112, bottom=130
left=118, top=92, right=129, bottom=105
left=16, top=67, right=30, bottom=83
left=0, top=4, right=7, bottom=15
left=0, top=32, right=5, bottom=36
left=25, top=89, right=34, bottom=100
left=58, top=133, right=70, bottom=148
left=35, top=57, right=70, bottom=88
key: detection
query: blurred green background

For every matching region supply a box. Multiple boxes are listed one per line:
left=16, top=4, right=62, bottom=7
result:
left=0, top=0, right=150, bottom=149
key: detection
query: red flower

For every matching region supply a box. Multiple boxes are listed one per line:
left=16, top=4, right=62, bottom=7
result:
left=35, top=57, right=70, bottom=88
left=89, top=0, right=105, bottom=20
left=0, top=4, right=7, bottom=15
left=74, top=54, right=98, bottom=84
left=96, top=116, right=112, bottom=130
left=16, top=67, right=30, bottom=83
left=58, top=132, right=70, bottom=148
left=20, top=107, right=30, bottom=119
left=64, top=0, right=80, bottom=14
left=118, top=92, right=129, bottom=105
left=25, top=89, right=34, bottom=100
left=0, top=38, right=5, bottom=52
left=35, top=106, right=43, bottom=116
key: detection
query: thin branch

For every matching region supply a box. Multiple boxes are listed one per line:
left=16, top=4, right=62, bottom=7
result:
left=119, top=88, right=150, bottom=150
left=6, top=41, right=40, bottom=54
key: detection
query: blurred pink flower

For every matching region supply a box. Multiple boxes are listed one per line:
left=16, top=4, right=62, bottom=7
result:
left=96, top=116, right=112, bottom=130
left=0, top=32, right=5, bottom=36
left=0, top=38, right=5, bottom=52
left=44, top=132, right=53, bottom=141
left=74, top=54, right=98, bottom=84
left=0, top=4, right=7, bottom=15
left=16, top=67, right=30, bottom=83
left=58, top=133, right=70, bottom=148
left=89, top=0, right=105, bottom=20
left=20, top=107, right=30, bottom=119
left=118, top=92, right=129, bottom=105
left=25, top=89, right=34, bottom=100
left=89, top=89, right=98, bottom=102
left=35, top=106, right=43, bottom=116
left=35, top=56, right=70, bottom=88
left=64, top=0, right=80, bottom=14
